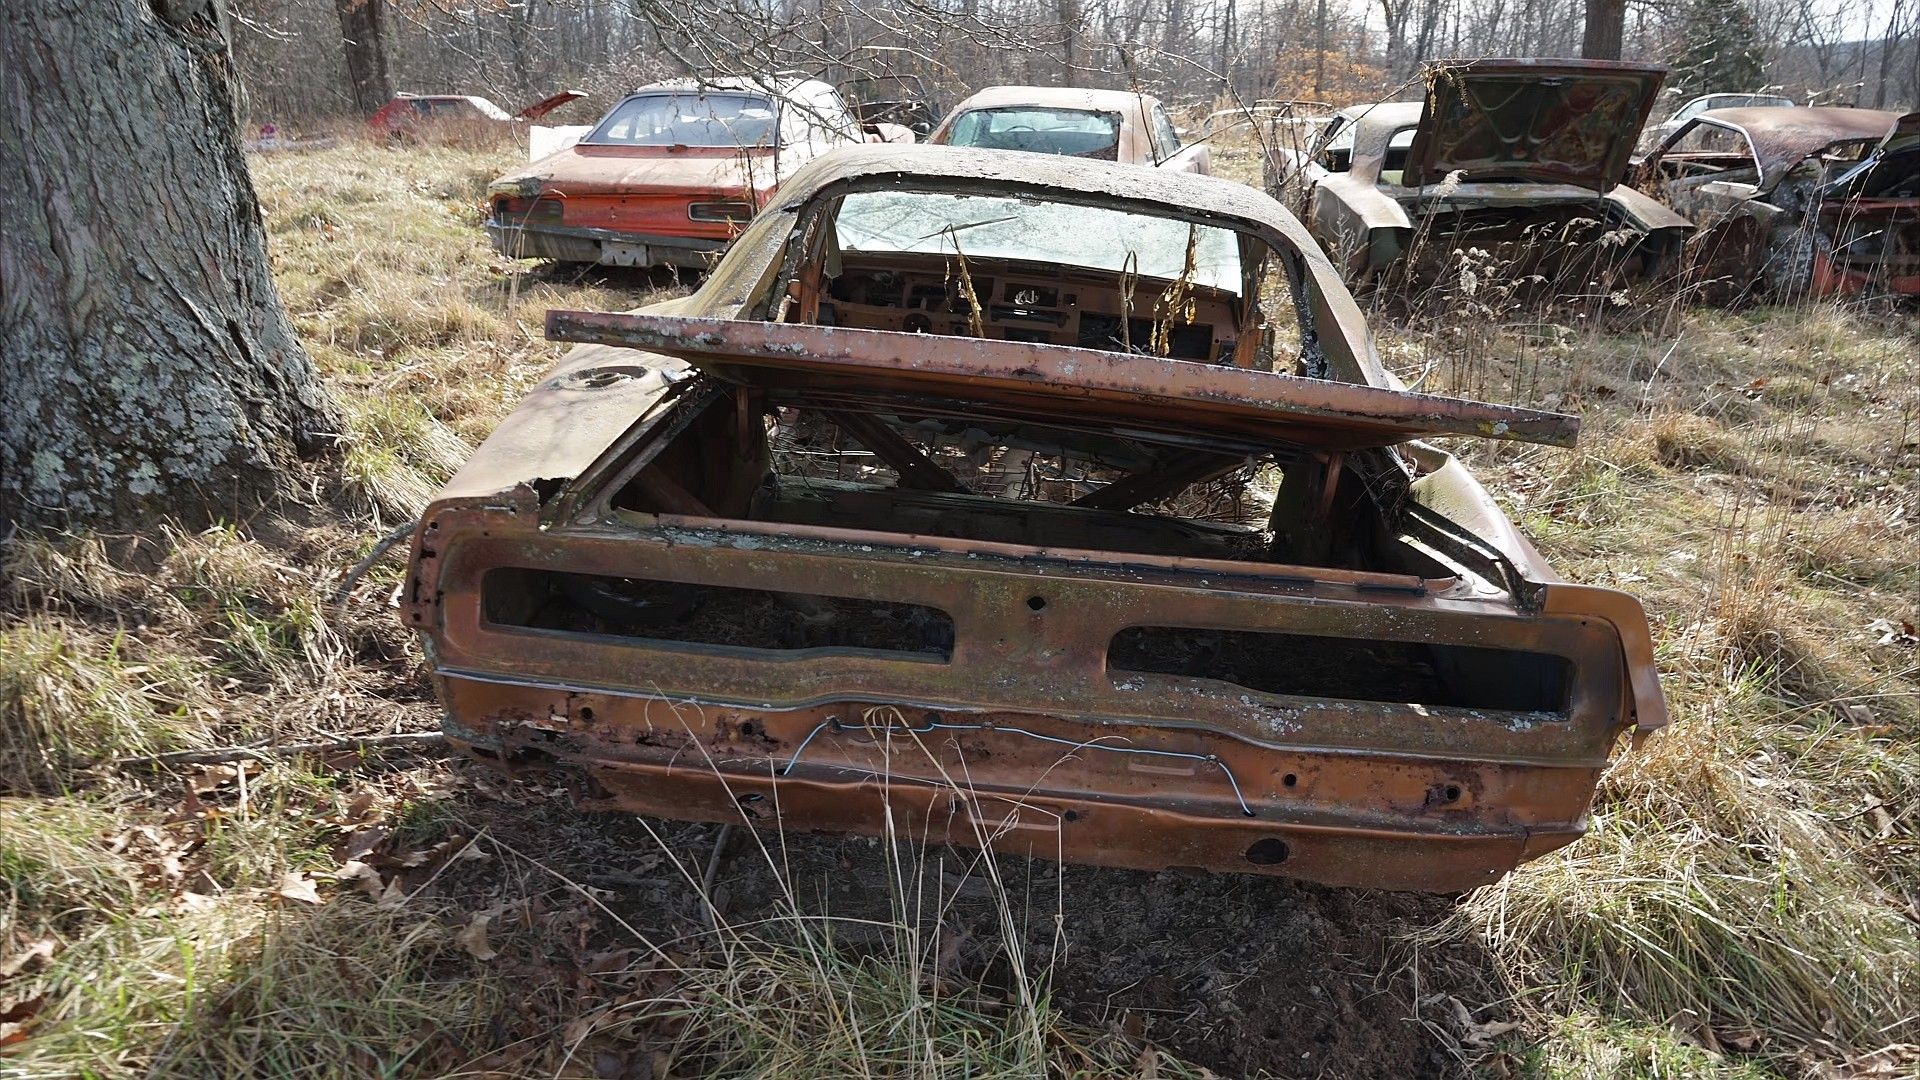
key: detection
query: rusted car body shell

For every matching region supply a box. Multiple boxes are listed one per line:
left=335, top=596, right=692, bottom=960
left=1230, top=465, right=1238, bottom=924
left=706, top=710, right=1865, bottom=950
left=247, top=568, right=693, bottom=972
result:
left=1639, top=107, right=1920, bottom=296
left=1272, top=61, right=1691, bottom=282
left=485, top=77, right=864, bottom=268
left=405, top=146, right=1665, bottom=892
left=929, top=86, right=1210, bottom=174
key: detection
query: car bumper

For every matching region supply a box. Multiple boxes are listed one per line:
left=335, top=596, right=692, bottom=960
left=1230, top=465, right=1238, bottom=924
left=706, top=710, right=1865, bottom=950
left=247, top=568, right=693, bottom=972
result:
left=486, top=220, right=730, bottom=269
left=409, top=501, right=1656, bottom=893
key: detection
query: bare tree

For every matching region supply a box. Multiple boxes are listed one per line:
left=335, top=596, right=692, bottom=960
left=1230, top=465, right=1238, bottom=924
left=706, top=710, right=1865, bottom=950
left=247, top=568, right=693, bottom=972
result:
left=335, top=0, right=390, bottom=114
left=1583, top=0, right=1626, bottom=58
left=0, top=0, right=335, bottom=531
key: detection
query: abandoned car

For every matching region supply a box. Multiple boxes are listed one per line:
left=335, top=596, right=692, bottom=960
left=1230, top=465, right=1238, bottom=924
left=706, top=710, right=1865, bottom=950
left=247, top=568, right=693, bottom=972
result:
left=1270, top=59, right=1691, bottom=289
left=485, top=76, right=870, bottom=269
left=1635, top=106, right=1920, bottom=297
left=368, top=90, right=586, bottom=137
left=404, top=145, right=1665, bottom=893
left=929, top=86, right=1210, bottom=174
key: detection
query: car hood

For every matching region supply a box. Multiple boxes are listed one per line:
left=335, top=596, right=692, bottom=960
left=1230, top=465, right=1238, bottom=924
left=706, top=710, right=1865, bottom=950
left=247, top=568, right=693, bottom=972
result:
left=1404, top=59, right=1666, bottom=192
left=491, top=144, right=778, bottom=199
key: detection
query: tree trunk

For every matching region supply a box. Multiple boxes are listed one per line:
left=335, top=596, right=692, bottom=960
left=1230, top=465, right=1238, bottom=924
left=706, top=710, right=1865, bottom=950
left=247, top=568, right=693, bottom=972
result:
left=0, top=0, right=335, bottom=533
left=1057, top=0, right=1081, bottom=86
left=335, top=0, right=391, bottom=115
left=1582, top=0, right=1626, bottom=58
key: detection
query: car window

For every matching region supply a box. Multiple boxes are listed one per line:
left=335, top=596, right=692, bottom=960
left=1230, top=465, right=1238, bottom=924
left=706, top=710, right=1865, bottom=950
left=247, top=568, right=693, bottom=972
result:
left=1150, top=104, right=1182, bottom=161
left=588, top=92, right=778, bottom=147
left=833, top=190, right=1243, bottom=294
left=1668, top=122, right=1756, bottom=160
left=1381, top=127, right=1418, bottom=184
left=945, top=108, right=1122, bottom=159
left=1315, top=118, right=1355, bottom=172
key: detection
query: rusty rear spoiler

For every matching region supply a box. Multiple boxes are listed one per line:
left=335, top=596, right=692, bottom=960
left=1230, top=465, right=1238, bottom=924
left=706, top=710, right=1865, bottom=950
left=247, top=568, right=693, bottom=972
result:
left=545, top=312, right=1579, bottom=451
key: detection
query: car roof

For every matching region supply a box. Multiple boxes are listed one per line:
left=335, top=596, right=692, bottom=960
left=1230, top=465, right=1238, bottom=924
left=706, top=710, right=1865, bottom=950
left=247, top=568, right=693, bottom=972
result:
left=628, top=75, right=829, bottom=99
left=1337, top=101, right=1424, bottom=131
left=1684, top=106, right=1905, bottom=188
left=1692, top=105, right=1902, bottom=139
left=948, top=85, right=1161, bottom=115
left=773, top=143, right=1284, bottom=229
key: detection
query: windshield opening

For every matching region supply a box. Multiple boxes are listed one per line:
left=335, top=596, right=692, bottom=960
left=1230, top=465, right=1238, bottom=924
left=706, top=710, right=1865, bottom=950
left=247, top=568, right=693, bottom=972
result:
left=587, top=92, right=778, bottom=148
left=832, top=190, right=1244, bottom=294
left=945, top=108, right=1122, bottom=159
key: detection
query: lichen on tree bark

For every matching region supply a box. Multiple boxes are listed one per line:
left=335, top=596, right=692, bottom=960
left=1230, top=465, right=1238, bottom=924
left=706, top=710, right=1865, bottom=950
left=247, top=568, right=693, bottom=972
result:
left=0, top=0, right=338, bottom=531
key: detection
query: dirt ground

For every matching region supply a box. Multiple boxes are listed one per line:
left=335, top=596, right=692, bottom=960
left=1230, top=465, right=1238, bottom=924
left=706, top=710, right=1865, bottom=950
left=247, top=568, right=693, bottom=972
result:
left=413, top=755, right=1500, bottom=1079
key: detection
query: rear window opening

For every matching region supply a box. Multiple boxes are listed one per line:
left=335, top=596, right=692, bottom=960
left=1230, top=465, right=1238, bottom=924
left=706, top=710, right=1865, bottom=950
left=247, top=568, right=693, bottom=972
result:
left=483, top=567, right=955, bottom=660
left=944, top=108, right=1122, bottom=159
left=605, top=386, right=1471, bottom=579
left=1108, top=626, right=1572, bottom=714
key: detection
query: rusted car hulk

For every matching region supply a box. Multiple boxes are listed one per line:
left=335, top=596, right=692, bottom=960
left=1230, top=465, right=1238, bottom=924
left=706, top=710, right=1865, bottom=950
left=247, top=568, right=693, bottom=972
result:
left=404, top=146, right=1665, bottom=893
left=1635, top=107, right=1920, bottom=297
left=1271, top=59, right=1691, bottom=290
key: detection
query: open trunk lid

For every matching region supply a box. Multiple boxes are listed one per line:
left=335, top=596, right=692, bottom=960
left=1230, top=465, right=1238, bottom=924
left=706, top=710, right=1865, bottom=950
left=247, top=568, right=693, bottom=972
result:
left=545, top=312, right=1579, bottom=450
left=1404, top=59, right=1666, bottom=192
left=514, top=90, right=588, bottom=122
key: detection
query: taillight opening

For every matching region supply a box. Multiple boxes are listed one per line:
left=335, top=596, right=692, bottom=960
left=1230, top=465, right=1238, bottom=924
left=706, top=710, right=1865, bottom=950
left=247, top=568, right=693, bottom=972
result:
left=1108, top=626, right=1572, bottom=715
left=688, top=200, right=756, bottom=224
left=494, top=197, right=563, bottom=224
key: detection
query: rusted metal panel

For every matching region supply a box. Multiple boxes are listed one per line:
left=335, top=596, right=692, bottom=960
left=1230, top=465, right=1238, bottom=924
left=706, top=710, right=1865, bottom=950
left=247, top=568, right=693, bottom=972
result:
left=1405, top=58, right=1666, bottom=192
left=408, top=501, right=1647, bottom=891
left=544, top=312, right=1581, bottom=449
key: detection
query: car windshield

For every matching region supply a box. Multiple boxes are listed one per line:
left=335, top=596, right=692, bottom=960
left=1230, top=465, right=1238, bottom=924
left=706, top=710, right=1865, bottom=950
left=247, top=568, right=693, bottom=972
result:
left=833, top=190, right=1242, bottom=293
left=946, top=108, right=1122, bottom=159
left=588, top=92, right=778, bottom=147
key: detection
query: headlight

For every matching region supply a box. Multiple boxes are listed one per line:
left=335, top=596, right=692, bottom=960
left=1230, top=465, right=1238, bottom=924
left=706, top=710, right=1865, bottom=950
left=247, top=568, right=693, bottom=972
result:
left=688, top=200, right=756, bottom=223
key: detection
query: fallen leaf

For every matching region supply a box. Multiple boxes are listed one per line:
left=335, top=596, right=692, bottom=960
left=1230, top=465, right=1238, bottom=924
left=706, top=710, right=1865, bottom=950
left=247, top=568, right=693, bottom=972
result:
left=0, top=938, right=55, bottom=978
left=1463, top=1019, right=1523, bottom=1046
left=275, top=872, right=322, bottom=905
left=336, top=860, right=386, bottom=900
left=456, top=912, right=497, bottom=961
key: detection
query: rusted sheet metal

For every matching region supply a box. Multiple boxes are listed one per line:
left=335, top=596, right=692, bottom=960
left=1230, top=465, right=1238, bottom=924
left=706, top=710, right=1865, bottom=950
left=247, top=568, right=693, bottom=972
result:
left=407, top=500, right=1648, bottom=891
left=1406, top=58, right=1666, bottom=191
left=1697, top=106, right=1909, bottom=190
left=544, top=311, right=1582, bottom=449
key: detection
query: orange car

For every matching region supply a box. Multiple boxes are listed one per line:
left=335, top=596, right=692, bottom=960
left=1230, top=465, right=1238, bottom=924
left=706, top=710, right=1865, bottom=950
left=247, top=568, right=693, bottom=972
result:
left=485, top=76, right=869, bottom=270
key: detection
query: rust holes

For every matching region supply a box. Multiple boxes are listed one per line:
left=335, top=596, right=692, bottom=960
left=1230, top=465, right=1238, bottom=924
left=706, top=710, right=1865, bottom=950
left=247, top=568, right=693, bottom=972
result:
left=1282, top=772, right=1298, bottom=788
left=1245, top=838, right=1291, bottom=865
left=1026, top=595, right=1048, bottom=611
left=577, top=706, right=595, bottom=721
